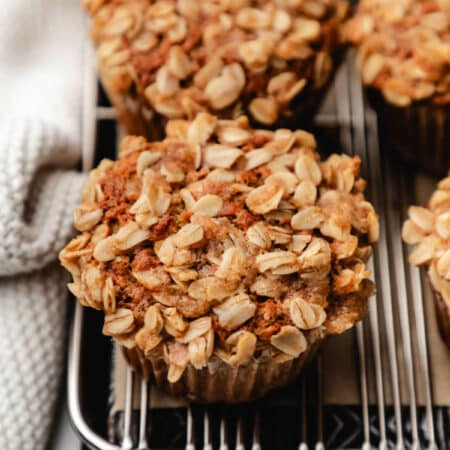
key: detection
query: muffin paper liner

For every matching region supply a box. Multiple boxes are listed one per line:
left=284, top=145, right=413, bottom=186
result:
left=123, top=337, right=323, bottom=403
left=433, top=290, right=450, bottom=349
left=367, top=90, right=450, bottom=176
left=102, top=88, right=166, bottom=141
left=99, top=66, right=342, bottom=142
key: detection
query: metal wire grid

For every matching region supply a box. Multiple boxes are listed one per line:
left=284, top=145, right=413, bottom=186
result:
left=68, top=34, right=442, bottom=450
left=338, top=50, right=438, bottom=450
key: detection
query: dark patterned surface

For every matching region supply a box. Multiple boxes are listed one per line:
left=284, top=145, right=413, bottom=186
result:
left=110, top=405, right=450, bottom=450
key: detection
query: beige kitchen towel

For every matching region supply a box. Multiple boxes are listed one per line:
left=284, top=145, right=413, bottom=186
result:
left=0, top=1, right=86, bottom=449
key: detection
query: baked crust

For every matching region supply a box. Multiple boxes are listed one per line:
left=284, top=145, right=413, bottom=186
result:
left=83, top=0, right=348, bottom=132
left=344, top=0, right=450, bottom=107
left=60, top=113, right=378, bottom=383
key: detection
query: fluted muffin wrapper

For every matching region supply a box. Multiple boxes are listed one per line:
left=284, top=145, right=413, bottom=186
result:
left=367, top=89, right=450, bottom=176
left=99, top=77, right=333, bottom=142
left=433, top=290, right=450, bottom=349
left=123, top=337, right=323, bottom=403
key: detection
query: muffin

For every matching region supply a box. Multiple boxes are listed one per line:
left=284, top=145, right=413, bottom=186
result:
left=403, top=172, right=450, bottom=348
left=83, top=0, right=349, bottom=139
left=344, top=0, right=450, bottom=175
left=60, top=113, right=379, bottom=402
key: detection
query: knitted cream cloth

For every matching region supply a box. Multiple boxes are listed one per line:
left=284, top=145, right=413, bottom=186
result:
left=0, top=1, right=86, bottom=449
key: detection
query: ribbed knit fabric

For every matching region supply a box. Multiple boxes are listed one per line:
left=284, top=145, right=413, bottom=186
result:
left=0, top=120, right=85, bottom=276
left=0, top=264, right=70, bottom=450
left=0, top=1, right=86, bottom=449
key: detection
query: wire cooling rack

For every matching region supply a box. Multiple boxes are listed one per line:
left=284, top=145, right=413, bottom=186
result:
left=67, top=34, right=450, bottom=450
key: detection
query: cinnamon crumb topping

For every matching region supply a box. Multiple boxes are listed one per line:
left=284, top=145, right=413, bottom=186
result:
left=60, top=113, right=378, bottom=381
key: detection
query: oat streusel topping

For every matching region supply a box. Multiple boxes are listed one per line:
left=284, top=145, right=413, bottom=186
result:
left=60, top=113, right=378, bottom=382
left=344, top=0, right=450, bottom=106
left=403, top=172, right=450, bottom=308
left=83, top=0, right=348, bottom=126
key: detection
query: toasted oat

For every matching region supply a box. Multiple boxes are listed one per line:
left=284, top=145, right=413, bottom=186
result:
left=345, top=0, right=450, bottom=106
left=82, top=264, right=104, bottom=309
left=59, top=234, right=91, bottom=276
left=290, top=233, right=312, bottom=254
left=245, top=149, right=273, bottom=171
left=265, top=171, right=298, bottom=195
left=136, top=151, right=162, bottom=177
left=270, top=326, right=307, bottom=357
left=102, top=277, right=116, bottom=313
left=288, top=296, right=326, bottom=330
left=226, top=330, right=257, bottom=367
left=156, top=236, right=195, bottom=267
left=191, top=195, right=223, bottom=217
left=188, top=336, right=209, bottom=369
left=256, top=251, right=299, bottom=274
left=408, top=206, right=434, bottom=234
left=249, top=97, right=279, bottom=125
left=93, top=236, right=117, bottom=262
left=402, top=219, right=425, bottom=244
left=245, top=184, right=284, bottom=214
left=298, top=237, right=331, bottom=274
left=291, top=207, right=323, bottom=230
left=205, top=64, right=246, bottom=110
left=436, top=212, right=450, bottom=240
left=174, top=223, right=204, bottom=248
left=74, top=203, right=103, bottom=232
left=294, top=154, right=322, bottom=185
left=246, top=222, right=271, bottom=249
left=133, top=267, right=170, bottom=290
left=204, top=144, right=243, bottom=169
left=292, top=181, right=317, bottom=208
left=177, top=317, right=212, bottom=344
left=217, top=126, right=252, bottom=146
left=409, top=236, right=437, bottom=266
left=213, top=294, right=256, bottom=330
left=250, top=275, right=287, bottom=298
left=187, top=112, right=217, bottom=145
left=215, top=247, right=246, bottom=281
left=115, top=222, right=151, bottom=250
left=144, top=304, right=164, bottom=334
left=163, top=307, right=188, bottom=337
left=103, top=308, right=135, bottom=336
left=136, top=328, right=163, bottom=355
left=166, top=342, right=189, bottom=382
left=188, top=277, right=235, bottom=303
left=160, top=162, right=185, bottom=183
left=167, top=45, right=192, bottom=80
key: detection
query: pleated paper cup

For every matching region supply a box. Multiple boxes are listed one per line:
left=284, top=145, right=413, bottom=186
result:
left=433, top=290, right=450, bottom=349
left=123, top=334, right=323, bottom=403
left=367, top=89, right=450, bottom=176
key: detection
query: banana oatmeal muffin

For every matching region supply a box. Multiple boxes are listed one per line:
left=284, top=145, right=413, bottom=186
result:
left=60, top=113, right=379, bottom=402
left=344, top=0, right=450, bottom=175
left=403, top=172, right=450, bottom=348
left=83, top=0, right=349, bottom=139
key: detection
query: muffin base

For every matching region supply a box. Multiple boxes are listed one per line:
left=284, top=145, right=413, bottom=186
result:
left=102, top=84, right=332, bottom=142
left=367, top=89, right=450, bottom=176
left=434, top=290, right=450, bottom=349
left=99, top=59, right=342, bottom=142
left=103, top=88, right=167, bottom=141
left=123, top=338, right=323, bottom=403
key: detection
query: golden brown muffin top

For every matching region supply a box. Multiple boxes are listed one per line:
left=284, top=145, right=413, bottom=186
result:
left=60, top=113, right=378, bottom=382
left=83, top=0, right=348, bottom=125
left=344, top=0, right=450, bottom=106
left=403, top=172, right=450, bottom=308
